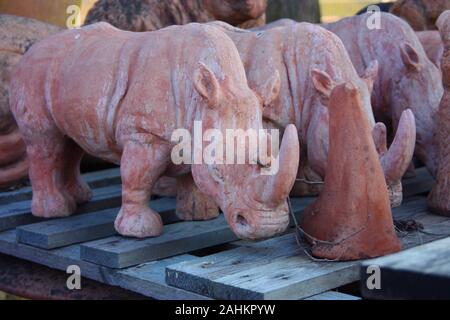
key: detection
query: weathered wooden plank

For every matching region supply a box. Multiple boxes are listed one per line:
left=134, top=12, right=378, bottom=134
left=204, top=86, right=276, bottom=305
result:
left=361, top=236, right=450, bottom=300
left=16, top=197, right=178, bottom=249
left=305, top=291, right=361, bottom=300
left=80, top=215, right=238, bottom=269
left=79, top=197, right=314, bottom=269
left=166, top=196, right=450, bottom=300
left=0, top=184, right=122, bottom=232
left=0, top=167, right=120, bottom=205
left=0, top=229, right=209, bottom=300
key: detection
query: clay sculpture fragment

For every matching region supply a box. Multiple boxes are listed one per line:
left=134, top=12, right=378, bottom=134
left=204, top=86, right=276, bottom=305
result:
left=211, top=21, right=416, bottom=207
left=300, top=83, right=401, bottom=261
left=417, top=30, right=444, bottom=69
left=84, top=0, right=267, bottom=31
left=390, top=0, right=450, bottom=31
left=0, top=14, right=61, bottom=188
left=428, top=10, right=450, bottom=216
left=10, top=23, right=300, bottom=240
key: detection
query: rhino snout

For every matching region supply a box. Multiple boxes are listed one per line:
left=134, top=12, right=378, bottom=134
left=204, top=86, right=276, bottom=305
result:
left=230, top=205, right=290, bottom=240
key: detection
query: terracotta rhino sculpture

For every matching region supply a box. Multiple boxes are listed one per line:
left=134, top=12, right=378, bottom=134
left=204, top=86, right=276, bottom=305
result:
left=84, top=0, right=267, bottom=31
left=323, top=13, right=444, bottom=179
left=208, top=21, right=416, bottom=207
left=261, top=15, right=442, bottom=181
left=10, top=22, right=300, bottom=240
left=0, top=14, right=61, bottom=188
left=428, top=10, right=450, bottom=215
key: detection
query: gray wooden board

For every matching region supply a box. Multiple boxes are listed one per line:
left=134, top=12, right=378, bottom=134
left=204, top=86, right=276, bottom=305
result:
left=79, top=197, right=314, bottom=269
left=305, top=291, right=361, bottom=300
left=0, top=184, right=122, bottom=232
left=165, top=195, right=450, bottom=300
left=0, top=167, right=120, bottom=205
left=16, top=197, right=178, bottom=249
left=0, top=229, right=209, bottom=300
left=80, top=215, right=238, bottom=269
left=360, top=236, right=450, bottom=299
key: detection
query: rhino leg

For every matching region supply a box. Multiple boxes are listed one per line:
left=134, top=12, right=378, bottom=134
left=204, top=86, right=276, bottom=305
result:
left=114, top=140, right=170, bottom=238
left=176, top=174, right=219, bottom=221
left=27, top=135, right=77, bottom=218
left=63, top=139, right=92, bottom=205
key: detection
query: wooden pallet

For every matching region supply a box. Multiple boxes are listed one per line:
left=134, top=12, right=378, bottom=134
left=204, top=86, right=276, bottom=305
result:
left=0, top=166, right=446, bottom=300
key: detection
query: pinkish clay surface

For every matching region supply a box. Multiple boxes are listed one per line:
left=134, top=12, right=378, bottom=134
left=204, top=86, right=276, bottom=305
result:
left=428, top=10, right=450, bottom=216
left=417, top=30, right=444, bottom=69
left=10, top=23, right=299, bottom=240
left=212, top=21, right=416, bottom=207
left=85, top=0, right=267, bottom=31
left=301, top=83, right=401, bottom=261
left=0, top=14, right=61, bottom=188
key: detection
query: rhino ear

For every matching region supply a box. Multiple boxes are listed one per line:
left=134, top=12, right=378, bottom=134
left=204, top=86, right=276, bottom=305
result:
left=254, top=70, right=281, bottom=107
left=311, top=68, right=334, bottom=98
left=193, top=63, right=223, bottom=108
left=362, top=60, right=379, bottom=92
left=400, top=43, right=421, bottom=72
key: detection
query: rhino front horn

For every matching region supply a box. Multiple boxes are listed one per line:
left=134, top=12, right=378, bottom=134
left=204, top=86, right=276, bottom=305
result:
left=380, top=109, right=416, bottom=183
left=253, top=124, right=300, bottom=206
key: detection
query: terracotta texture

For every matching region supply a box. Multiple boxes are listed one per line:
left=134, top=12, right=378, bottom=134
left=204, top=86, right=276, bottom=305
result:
left=390, top=0, right=450, bottom=31
left=428, top=10, right=450, bottom=215
left=417, top=30, right=444, bottom=69
left=300, top=83, right=401, bottom=261
left=10, top=23, right=300, bottom=240
left=84, top=0, right=267, bottom=31
left=0, top=14, right=61, bottom=188
left=213, top=21, right=416, bottom=207
left=322, top=13, right=443, bottom=180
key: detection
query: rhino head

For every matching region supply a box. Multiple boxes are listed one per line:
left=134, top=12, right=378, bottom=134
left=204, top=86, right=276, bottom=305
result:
left=204, top=0, right=267, bottom=26
left=388, top=41, right=444, bottom=178
left=190, top=63, right=299, bottom=240
left=307, top=60, right=416, bottom=207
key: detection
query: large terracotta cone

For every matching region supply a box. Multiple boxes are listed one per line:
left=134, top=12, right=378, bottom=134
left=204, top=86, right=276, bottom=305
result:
left=300, top=83, right=401, bottom=261
left=428, top=10, right=450, bottom=216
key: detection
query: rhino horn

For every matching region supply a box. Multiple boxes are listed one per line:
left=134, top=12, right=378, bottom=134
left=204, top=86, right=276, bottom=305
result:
left=253, top=124, right=300, bottom=206
left=378, top=109, right=416, bottom=183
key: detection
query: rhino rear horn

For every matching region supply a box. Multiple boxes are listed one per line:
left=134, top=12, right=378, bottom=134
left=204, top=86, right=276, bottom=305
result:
left=379, top=109, right=416, bottom=183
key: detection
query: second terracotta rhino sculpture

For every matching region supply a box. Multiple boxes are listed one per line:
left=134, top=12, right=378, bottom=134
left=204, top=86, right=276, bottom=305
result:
left=206, top=21, right=416, bottom=207
left=10, top=23, right=300, bottom=240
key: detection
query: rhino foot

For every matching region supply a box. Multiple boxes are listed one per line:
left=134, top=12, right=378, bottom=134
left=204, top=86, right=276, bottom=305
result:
left=31, top=190, right=76, bottom=218
left=67, top=179, right=92, bottom=205
left=114, top=206, right=163, bottom=238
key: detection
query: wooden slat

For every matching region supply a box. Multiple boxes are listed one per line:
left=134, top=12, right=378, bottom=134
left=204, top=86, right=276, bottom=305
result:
left=305, top=291, right=361, bottom=300
left=79, top=197, right=314, bottom=269
left=361, top=236, right=450, bottom=300
left=0, top=229, right=208, bottom=300
left=165, top=195, right=450, bottom=300
left=16, top=197, right=179, bottom=249
left=0, top=167, right=120, bottom=205
left=80, top=215, right=238, bottom=269
left=0, top=184, right=122, bottom=232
